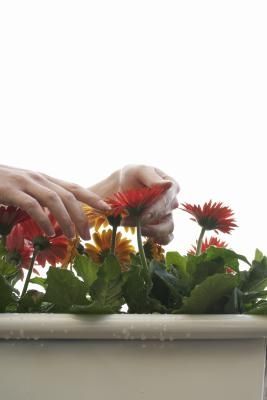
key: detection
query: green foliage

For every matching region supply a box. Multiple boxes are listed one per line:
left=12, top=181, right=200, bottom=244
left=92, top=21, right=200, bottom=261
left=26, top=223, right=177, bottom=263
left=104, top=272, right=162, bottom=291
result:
left=43, top=268, right=89, bottom=310
left=0, top=275, right=18, bottom=312
left=1, top=229, right=267, bottom=315
left=177, top=274, right=239, bottom=314
left=73, top=255, right=98, bottom=288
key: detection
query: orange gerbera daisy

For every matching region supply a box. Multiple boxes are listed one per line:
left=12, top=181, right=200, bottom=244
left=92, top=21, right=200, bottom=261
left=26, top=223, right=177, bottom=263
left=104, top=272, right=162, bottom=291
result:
left=143, top=238, right=165, bottom=262
left=83, top=205, right=136, bottom=234
left=182, top=201, right=237, bottom=234
left=106, top=185, right=167, bottom=217
left=61, top=236, right=80, bottom=268
left=85, top=229, right=135, bottom=268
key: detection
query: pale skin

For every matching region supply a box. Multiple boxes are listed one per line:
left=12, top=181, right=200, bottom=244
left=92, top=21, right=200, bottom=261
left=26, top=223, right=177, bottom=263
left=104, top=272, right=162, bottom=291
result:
left=0, top=164, right=180, bottom=245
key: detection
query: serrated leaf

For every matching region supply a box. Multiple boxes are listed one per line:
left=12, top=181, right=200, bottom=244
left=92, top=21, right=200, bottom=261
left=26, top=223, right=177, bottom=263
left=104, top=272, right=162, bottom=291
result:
left=166, top=251, right=187, bottom=277
left=43, top=268, right=89, bottom=307
left=0, top=258, right=18, bottom=277
left=0, top=275, right=18, bottom=312
left=150, top=260, right=183, bottom=309
left=73, top=255, right=98, bottom=288
left=177, top=273, right=239, bottom=314
left=241, top=256, right=267, bottom=292
left=205, top=246, right=251, bottom=270
left=247, top=302, right=267, bottom=315
left=89, top=255, right=123, bottom=312
left=122, top=264, right=166, bottom=313
left=187, top=254, right=225, bottom=286
left=30, top=277, right=47, bottom=289
left=254, top=249, right=264, bottom=263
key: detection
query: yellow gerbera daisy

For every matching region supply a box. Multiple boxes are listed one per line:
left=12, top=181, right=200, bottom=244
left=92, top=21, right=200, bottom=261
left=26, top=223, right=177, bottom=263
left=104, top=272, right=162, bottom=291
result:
left=85, top=229, right=135, bottom=269
left=83, top=205, right=136, bottom=234
left=61, top=236, right=80, bottom=268
left=83, top=205, right=109, bottom=231
left=143, top=238, right=165, bottom=262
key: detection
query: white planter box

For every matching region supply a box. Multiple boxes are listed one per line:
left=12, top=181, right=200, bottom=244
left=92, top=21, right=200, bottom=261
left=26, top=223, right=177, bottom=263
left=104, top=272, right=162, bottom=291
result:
left=1, top=314, right=267, bottom=400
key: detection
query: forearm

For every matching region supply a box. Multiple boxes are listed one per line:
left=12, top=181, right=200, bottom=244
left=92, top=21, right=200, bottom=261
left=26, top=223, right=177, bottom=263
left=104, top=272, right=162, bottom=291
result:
left=88, top=170, right=120, bottom=199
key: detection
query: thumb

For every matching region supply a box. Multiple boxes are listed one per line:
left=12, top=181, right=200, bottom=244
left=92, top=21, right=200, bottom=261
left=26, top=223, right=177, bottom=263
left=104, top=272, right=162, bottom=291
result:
left=137, top=166, right=172, bottom=189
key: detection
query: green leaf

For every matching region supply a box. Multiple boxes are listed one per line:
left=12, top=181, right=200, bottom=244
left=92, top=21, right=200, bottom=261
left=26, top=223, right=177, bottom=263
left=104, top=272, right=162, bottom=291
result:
left=0, top=258, right=18, bottom=277
left=89, top=255, right=124, bottom=313
left=177, top=273, right=239, bottom=314
left=187, top=253, right=225, bottom=286
left=224, top=288, right=244, bottom=313
left=0, top=275, right=18, bottom=312
left=30, top=277, right=47, bottom=289
left=43, top=268, right=89, bottom=307
left=0, top=241, right=7, bottom=257
left=254, top=249, right=264, bottom=263
left=247, top=301, right=267, bottom=315
left=18, top=290, right=45, bottom=312
left=122, top=264, right=166, bottom=313
left=70, top=303, right=120, bottom=314
left=205, top=246, right=251, bottom=270
left=241, top=256, right=267, bottom=292
left=166, top=251, right=187, bottom=277
left=150, top=260, right=183, bottom=309
left=73, top=255, right=98, bottom=288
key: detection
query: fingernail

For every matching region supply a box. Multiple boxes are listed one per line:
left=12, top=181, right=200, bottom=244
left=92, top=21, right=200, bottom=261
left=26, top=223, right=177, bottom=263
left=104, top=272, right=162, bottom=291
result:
left=82, top=228, right=91, bottom=241
left=66, top=227, right=75, bottom=239
left=99, top=200, right=112, bottom=211
left=47, top=227, right=56, bottom=237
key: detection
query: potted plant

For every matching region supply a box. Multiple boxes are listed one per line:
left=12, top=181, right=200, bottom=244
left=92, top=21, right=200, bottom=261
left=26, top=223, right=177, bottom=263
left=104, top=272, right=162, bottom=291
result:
left=1, top=187, right=267, bottom=400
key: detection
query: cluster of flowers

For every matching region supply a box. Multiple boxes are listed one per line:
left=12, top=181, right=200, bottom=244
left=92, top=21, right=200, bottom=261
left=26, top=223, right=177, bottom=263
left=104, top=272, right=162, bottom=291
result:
left=0, top=185, right=237, bottom=298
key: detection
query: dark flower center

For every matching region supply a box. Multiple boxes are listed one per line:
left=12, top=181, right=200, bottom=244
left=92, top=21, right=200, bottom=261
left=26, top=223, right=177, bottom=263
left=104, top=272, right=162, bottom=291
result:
left=198, top=217, right=218, bottom=230
left=0, top=223, right=12, bottom=236
left=33, top=236, right=50, bottom=251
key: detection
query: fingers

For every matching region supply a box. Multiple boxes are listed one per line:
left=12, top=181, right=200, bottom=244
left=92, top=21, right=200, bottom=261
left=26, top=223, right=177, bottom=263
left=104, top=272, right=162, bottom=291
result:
left=141, top=214, right=174, bottom=244
left=24, top=182, right=91, bottom=240
left=6, top=190, right=56, bottom=237
left=141, top=196, right=179, bottom=225
left=136, top=165, right=172, bottom=189
left=42, top=174, right=111, bottom=211
left=23, top=182, right=78, bottom=239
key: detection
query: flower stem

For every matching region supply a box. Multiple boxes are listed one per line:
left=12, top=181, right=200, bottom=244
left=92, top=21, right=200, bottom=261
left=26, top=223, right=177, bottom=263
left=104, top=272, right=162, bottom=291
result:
left=136, top=217, right=148, bottom=272
left=20, top=251, right=37, bottom=298
left=110, top=224, right=118, bottom=256
left=196, top=227, right=206, bottom=256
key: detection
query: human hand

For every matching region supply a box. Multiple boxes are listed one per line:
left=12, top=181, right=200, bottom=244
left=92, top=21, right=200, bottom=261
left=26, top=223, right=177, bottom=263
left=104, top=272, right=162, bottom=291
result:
left=0, top=165, right=110, bottom=240
left=117, top=165, right=180, bottom=245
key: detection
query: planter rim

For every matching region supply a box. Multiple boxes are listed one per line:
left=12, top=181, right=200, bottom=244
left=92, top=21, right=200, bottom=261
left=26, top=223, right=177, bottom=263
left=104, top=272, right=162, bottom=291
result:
left=1, top=314, right=267, bottom=340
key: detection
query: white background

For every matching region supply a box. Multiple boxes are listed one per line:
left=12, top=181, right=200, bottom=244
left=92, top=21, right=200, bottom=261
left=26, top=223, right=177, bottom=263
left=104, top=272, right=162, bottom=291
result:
left=0, top=1, right=266, bottom=261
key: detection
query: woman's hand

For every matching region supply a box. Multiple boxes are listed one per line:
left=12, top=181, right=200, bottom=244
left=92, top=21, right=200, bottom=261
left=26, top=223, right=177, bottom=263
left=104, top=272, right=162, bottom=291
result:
left=118, top=165, right=180, bottom=245
left=0, top=165, right=110, bottom=239
left=89, top=164, right=180, bottom=245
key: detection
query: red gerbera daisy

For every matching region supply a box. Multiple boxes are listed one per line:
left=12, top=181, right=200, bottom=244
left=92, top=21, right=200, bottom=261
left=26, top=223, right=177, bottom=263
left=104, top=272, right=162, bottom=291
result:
left=6, top=224, right=33, bottom=268
left=106, top=185, right=167, bottom=217
left=188, top=236, right=228, bottom=255
left=0, top=205, right=29, bottom=236
left=21, top=214, right=69, bottom=267
left=181, top=201, right=237, bottom=234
